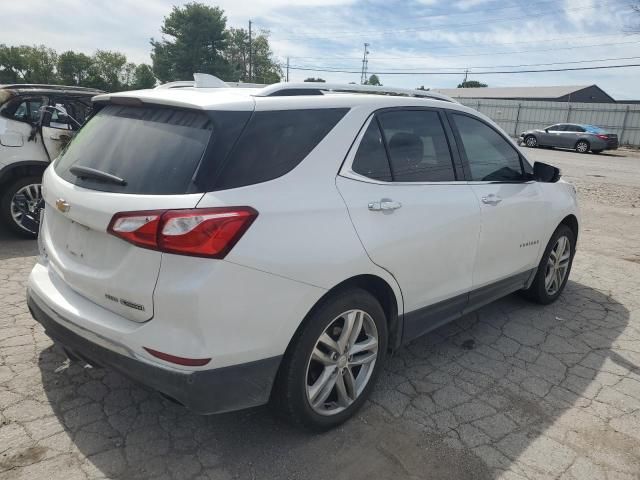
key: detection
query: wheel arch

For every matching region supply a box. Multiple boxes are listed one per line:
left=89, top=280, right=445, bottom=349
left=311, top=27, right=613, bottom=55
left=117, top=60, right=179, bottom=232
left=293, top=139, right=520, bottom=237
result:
left=0, top=161, right=49, bottom=189
left=560, top=214, right=579, bottom=242
left=288, top=274, right=403, bottom=357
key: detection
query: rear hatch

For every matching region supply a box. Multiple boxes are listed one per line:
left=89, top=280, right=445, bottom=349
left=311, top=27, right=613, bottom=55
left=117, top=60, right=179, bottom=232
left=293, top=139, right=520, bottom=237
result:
left=41, top=102, right=252, bottom=322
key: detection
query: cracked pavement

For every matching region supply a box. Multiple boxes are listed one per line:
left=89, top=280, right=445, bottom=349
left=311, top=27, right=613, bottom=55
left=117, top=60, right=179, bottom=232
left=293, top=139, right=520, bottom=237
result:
left=1, top=147, right=640, bottom=480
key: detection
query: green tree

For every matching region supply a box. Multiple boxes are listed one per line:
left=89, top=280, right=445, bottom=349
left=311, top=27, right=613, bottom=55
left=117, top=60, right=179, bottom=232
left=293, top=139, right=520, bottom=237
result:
left=457, top=80, right=488, bottom=88
left=132, top=64, right=156, bottom=89
left=365, top=74, right=382, bottom=86
left=57, top=51, right=92, bottom=85
left=85, top=50, right=127, bottom=91
left=0, top=45, right=57, bottom=84
left=151, top=2, right=231, bottom=82
left=225, top=28, right=281, bottom=83
left=0, top=45, right=25, bottom=83
left=304, top=77, right=326, bottom=83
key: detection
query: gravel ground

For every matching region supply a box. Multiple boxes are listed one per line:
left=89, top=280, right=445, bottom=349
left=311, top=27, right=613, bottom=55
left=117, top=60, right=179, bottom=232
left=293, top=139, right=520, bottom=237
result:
left=1, top=147, right=639, bottom=480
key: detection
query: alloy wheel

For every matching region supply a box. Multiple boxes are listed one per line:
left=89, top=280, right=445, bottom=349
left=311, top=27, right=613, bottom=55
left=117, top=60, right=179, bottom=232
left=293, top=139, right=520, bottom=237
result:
left=576, top=141, right=589, bottom=153
left=305, top=309, right=379, bottom=416
left=10, top=183, right=43, bottom=235
left=544, top=235, right=571, bottom=296
left=525, top=136, right=537, bottom=147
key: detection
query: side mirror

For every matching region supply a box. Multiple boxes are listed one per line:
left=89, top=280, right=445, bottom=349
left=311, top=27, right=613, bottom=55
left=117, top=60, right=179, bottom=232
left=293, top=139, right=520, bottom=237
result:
left=533, top=161, right=560, bottom=183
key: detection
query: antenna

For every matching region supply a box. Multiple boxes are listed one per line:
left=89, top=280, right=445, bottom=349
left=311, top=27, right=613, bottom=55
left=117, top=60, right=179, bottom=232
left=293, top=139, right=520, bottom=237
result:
left=360, top=43, right=370, bottom=85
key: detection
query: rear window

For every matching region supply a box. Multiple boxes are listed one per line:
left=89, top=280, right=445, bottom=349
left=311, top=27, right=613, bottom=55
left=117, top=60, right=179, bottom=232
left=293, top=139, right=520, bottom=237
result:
left=210, top=108, right=348, bottom=190
left=56, top=105, right=218, bottom=194
left=55, top=105, right=347, bottom=194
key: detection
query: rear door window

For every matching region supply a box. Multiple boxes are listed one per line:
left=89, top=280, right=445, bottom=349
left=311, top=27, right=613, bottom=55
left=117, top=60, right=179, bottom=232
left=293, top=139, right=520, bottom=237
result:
left=0, top=97, right=46, bottom=124
left=378, top=110, right=456, bottom=182
left=212, top=108, right=348, bottom=190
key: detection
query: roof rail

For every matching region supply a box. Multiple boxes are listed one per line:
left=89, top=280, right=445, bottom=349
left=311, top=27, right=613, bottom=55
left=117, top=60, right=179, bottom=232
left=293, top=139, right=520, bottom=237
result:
left=256, top=82, right=457, bottom=103
left=0, top=84, right=103, bottom=93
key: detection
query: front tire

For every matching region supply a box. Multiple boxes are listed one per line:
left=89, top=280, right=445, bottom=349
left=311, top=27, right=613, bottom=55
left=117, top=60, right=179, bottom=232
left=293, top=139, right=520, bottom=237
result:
left=575, top=140, right=590, bottom=154
left=522, top=224, right=575, bottom=305
left=0, top=176, right=43, bottom=238
left=271, top=289, right=388, bottom=431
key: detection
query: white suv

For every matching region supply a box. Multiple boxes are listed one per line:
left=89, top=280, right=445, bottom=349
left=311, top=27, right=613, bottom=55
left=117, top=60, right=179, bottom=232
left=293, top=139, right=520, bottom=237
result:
left=27, top=81, right=579, bottom=430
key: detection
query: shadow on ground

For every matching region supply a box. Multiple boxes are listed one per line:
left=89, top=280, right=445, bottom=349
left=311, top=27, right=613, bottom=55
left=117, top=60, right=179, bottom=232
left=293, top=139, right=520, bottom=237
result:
left=34, top=280, right=636, bottom=479
left=0, top=227, right=37, bottom=261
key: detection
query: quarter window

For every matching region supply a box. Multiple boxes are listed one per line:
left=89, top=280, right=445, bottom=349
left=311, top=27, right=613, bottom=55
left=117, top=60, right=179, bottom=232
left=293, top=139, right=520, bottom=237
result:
left=351, top=120, right=392, bottom=181
left=214, top=108, right=348, bottom=190
left=452, top=114, right=524, bottom=182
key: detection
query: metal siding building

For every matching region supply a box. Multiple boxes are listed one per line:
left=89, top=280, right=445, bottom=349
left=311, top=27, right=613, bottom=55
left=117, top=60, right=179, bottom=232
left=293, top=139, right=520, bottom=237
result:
left=434, top=85, right=616, bottom=103
left=453, top=98, right=640, bottom=146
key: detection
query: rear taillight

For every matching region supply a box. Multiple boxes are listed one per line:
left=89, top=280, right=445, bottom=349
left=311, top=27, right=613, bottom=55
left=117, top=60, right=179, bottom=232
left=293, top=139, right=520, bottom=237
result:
left=107, top=207, right=257, bottom=258
left=596, top=134, right=609, bottom=140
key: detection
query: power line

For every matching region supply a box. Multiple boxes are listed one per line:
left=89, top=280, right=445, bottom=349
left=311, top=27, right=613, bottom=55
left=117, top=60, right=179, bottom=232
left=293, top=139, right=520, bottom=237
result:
left=285, top=33, right=639, bottom=60
left=285, top=39, right=640, bottom=69
left=327, top=55, right=640, bottom=72
left=284, top=63, right=640, bottom=75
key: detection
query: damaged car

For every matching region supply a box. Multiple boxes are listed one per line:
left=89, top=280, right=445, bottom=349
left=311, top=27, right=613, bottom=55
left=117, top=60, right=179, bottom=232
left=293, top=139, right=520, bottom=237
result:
left=0, top=84, right=101, bottom=237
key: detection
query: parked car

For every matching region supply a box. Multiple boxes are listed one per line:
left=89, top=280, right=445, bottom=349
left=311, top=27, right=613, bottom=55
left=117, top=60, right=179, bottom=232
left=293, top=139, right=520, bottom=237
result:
left=0, top=84, right=101, bottom=237
left=27, top=79, right=579, bottom=431
left=520, top=123, right=619, bottom=154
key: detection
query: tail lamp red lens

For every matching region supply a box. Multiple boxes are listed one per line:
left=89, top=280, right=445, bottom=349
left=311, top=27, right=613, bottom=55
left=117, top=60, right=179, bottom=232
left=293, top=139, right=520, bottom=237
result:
left=107, top=207, right=257, bottom=258
left=596, top=134, right=609, bottom=140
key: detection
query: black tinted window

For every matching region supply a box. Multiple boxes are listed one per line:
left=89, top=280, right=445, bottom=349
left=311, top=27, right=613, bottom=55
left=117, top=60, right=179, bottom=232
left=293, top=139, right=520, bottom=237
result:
left=214, top=108, right=348, bottom=190
left=1, top=97, right=45, bottom=123
left=352, top=120, right=392, bottom=181
left=55, top=105, right=214, bottom=194
left=548, top=124, right=564, bottom=131
left=453, top=114, right=524, bottom=182
left=378, top=110, right=455, bottom=182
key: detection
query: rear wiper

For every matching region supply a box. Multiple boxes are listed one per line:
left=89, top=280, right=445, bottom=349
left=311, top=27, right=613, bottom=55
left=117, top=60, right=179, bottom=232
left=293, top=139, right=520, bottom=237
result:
left=69, top=165, right=127, bottom=186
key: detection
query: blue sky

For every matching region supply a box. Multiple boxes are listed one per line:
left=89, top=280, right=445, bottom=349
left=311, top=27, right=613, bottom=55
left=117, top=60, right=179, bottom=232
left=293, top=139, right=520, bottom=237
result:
left=2, top=0, right=639, bottom=98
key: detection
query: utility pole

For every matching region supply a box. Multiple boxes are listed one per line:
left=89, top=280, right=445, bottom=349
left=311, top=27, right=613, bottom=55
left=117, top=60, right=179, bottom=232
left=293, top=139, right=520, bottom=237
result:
left=248, top=20, right=252, bottom=82
left=463, top=69, right=469, bottom=85
left=360, top=43, right=370, bottom=85
left=286, top=57, right=290, bottom=82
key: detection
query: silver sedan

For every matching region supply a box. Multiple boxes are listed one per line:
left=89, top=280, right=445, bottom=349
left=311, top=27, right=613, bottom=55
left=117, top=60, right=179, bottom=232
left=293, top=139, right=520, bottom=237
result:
left=519, top=123, right=619, bottom=154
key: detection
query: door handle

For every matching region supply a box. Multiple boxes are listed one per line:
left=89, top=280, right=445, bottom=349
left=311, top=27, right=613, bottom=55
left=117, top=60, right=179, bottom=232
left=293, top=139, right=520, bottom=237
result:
left=368, top=199, right=402, bottom=211
left=481, top=194, right=502, bottom=206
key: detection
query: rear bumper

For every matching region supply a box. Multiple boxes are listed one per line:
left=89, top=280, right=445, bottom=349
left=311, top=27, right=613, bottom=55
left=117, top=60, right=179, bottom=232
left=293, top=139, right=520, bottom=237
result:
left=28, top=289, right=281, bottom=414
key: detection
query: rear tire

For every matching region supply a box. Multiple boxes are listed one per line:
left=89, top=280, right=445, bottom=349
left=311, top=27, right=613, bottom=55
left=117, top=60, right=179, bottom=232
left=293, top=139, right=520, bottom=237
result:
left=575, top=140, right=590, bottom=154
left=524, top=135, right=538, bottom=148
left=0, top=176, right=43, bottom=238
left=522, top=224, right=575, bottom=305
left=592, top=149, right=603, bottom=154
left=271, top=288, right=388, bottom=431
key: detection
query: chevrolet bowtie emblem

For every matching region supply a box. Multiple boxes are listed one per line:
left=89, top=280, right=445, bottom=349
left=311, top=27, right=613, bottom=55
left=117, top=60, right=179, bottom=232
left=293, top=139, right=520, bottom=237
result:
left=56, top=198, right=70, bottom=213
